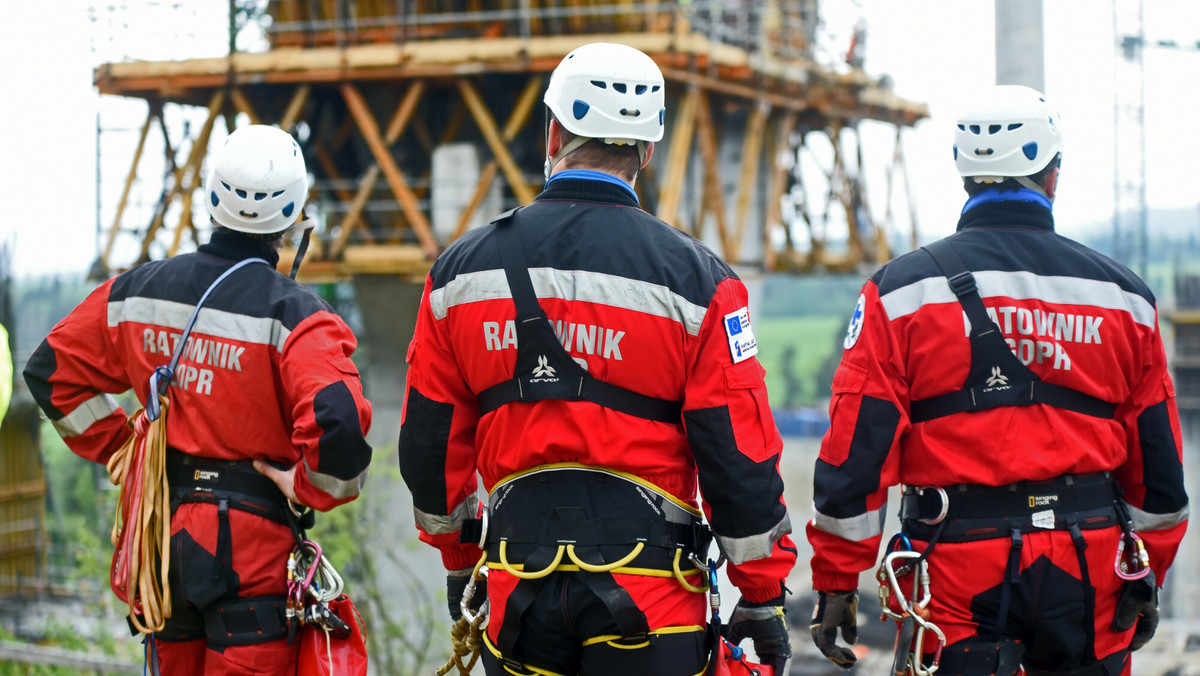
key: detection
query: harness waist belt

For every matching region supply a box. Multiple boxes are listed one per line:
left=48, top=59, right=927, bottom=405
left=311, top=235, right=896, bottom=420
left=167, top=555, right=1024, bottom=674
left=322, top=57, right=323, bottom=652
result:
left=901, top=472, right=1121, bottom=541
left=166, top=449, right=295, bottom=525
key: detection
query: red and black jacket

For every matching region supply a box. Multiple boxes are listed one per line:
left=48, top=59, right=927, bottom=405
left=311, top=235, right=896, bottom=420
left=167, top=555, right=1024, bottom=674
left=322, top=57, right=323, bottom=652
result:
left=807, top=193, right=1188, bottom=592
left=24, top=230, right=373, bottom=511
left=398, top=176, right=796, bottom=602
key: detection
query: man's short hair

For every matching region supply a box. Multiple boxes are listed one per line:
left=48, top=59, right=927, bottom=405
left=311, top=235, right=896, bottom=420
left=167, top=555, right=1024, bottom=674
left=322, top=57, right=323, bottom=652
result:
left=557, top=124, right=642, bottom=182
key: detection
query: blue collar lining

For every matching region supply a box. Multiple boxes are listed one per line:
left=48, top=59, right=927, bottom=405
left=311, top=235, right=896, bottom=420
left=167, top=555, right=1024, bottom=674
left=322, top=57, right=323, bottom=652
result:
left=547, top=169, right=639, bottom=202
left=962, top=187, right=1051, bottom=214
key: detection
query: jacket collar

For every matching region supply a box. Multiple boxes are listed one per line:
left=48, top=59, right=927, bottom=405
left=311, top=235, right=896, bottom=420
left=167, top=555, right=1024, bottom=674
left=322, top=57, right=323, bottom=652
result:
left=535, top=175, right=641, bottom=208
left=199, top=228, right=282, bottom=267
left=957, top=192, right=1056, bottom=233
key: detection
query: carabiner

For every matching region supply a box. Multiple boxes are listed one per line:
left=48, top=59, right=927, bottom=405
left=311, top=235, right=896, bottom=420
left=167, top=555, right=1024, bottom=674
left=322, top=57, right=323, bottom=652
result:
left=1114, top=532, right=1151, bottom=581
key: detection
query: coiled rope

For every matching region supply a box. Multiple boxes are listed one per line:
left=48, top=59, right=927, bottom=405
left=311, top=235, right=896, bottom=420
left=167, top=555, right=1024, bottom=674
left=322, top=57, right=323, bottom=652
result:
left=437, top=555, right=489, bottom=676
left=106, top=395, right=173, bottom=634
left=105, top=258, right=269, bottom=636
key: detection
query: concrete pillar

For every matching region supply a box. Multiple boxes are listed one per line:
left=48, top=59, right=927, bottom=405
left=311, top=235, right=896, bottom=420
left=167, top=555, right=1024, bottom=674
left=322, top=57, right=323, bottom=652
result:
left=995, top=0, right=1046, bottom=91
left=351, top=276, right=425, bottom=450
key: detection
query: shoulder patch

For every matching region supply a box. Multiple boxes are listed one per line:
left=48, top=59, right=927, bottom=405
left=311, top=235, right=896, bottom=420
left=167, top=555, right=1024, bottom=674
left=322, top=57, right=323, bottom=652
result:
left=724, top=307, right=758, bottom=363
left=843, top=293, right=866, bottom=349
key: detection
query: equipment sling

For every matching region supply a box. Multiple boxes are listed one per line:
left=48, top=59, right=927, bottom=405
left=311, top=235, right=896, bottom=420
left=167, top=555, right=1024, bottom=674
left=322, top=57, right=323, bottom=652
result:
left=475, top=208, right=684, bottom=424
left=909, top=239, right=1115, bottom=423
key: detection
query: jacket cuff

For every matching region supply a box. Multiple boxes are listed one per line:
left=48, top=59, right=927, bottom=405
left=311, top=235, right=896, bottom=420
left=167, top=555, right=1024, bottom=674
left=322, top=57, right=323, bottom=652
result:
left=740, top=582, right=786, bottom=605
left=812, top=570, right=860, bottom=594
left=440, top=544, right=483, bottom=571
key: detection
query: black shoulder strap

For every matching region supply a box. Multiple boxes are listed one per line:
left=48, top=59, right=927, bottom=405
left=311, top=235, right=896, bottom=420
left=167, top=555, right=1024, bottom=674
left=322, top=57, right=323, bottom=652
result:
left=475, top=210, right=683, bottom=424
left=909, top=239, right=1114, bottom=423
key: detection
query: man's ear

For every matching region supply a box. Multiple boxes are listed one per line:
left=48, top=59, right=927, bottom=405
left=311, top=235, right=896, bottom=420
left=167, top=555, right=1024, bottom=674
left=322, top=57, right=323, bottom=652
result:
left=546, top=119, right=564, bottom=159
left=640, top=142, right=654, bottom=169
left=1043, top=166, right=1059, bottom=200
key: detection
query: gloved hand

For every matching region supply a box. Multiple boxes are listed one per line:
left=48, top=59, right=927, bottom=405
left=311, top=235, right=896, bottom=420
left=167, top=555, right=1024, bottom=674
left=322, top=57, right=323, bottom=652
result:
left=1111, top=569, right=1158, bottom=651
left=810, top=589, right=858, bottom=669
left=446, top=568, right=487, bottom=622
left=724, top=592, right=792, bottom=675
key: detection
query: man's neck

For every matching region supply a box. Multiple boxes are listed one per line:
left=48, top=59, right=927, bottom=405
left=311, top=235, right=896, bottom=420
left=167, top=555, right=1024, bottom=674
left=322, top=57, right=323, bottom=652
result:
left=546, top=168, right=638, bottom=201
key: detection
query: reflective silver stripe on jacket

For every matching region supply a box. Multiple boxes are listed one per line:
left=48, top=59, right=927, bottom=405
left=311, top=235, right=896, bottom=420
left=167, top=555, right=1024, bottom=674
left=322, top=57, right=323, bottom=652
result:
left=414, top=494, right=481, bottom=536
left=430, top=267, right=709, bottom=336
left=304, top=457, right=369, bottom=501
left=880, top=270, right=1158, bottom=329
left=109, top=297, right=291, bottom=351
left=810, top=502, right=887, bottom=543
left=52, top=393, right=121, bottom=438
left=715, top=514, right=793, bottom=565
left=1124, top=500, right=1189, bottom=533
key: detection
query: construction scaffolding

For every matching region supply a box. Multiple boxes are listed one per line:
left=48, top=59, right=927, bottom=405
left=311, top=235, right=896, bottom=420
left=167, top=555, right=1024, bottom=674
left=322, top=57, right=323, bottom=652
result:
left=89, top=0, right=927, bottom=280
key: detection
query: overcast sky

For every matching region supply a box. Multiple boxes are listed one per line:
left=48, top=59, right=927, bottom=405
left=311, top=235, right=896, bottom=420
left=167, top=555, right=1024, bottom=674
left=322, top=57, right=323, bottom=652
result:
left=1, top=1, right=1197, bottom=279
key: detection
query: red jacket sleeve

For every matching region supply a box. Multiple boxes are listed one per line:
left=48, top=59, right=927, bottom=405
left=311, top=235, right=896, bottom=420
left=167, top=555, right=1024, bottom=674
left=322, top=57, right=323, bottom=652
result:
left=683, top=278, right=797, bottom=603
left=281, top=311, right=374, bottom=511
left=397, top=275, right=483, bottom=571
left=23, top=279, right=133, bottom=465
left=807, top=281, right=907, bottom=592
left=1110, top=307, right=1188, bottom=585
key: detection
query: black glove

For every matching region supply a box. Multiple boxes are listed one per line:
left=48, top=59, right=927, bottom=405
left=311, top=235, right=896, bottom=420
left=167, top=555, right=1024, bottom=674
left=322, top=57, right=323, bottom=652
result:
left=724, top=591, right=792, bottom=675
left=810, top=590, right=858, bottom=669
left=446, top=568, right=487, bottom=622
left=1111, top=569, right=1158, bottom=651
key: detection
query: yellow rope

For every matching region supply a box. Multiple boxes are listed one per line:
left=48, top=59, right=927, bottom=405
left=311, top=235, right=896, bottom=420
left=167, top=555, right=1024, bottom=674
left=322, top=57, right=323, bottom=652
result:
left=436, top=614, right=485, bottom=675
left=106, top=395, right=173, bottom=634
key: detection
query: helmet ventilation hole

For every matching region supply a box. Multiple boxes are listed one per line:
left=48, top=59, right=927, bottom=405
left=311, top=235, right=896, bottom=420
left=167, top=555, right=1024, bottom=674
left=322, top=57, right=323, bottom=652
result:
left=1022, top=142, right=1038, bottom=160
left=573, top=100, right=590, bottom=120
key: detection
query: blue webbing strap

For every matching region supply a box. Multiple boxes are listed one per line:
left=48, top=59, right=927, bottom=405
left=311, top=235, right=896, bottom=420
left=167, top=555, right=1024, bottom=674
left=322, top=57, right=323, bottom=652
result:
left=145, top=257, right=269, bottom=420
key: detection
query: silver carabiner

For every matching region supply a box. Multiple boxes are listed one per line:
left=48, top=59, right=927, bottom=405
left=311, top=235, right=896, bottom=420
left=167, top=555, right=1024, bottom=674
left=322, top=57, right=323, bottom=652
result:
left=915, top=486, right=949, bottom=525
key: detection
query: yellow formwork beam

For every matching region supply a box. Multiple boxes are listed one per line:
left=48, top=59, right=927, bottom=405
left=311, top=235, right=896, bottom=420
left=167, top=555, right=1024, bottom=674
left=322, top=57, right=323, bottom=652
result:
left=101, top=109, right=153, bottom=273
left=452, top=75, right=544, bottom=242
left=457, top=79, right=537, bottom=206
left=340, top=81, right=438, bottom=259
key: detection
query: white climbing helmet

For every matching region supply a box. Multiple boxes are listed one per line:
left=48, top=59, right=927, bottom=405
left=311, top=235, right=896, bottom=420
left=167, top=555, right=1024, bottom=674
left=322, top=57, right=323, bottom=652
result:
left=544, top=42, right=666, bottom=145
left=953, top=85, right=1063, bottom=179
left=205, top=125, right=308, bottom=235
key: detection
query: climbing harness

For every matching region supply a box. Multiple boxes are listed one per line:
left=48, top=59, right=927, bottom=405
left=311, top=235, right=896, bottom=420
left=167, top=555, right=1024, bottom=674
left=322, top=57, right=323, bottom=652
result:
left=892, top=472, right=1143, bottom=675
left=475, top=209, right=684, bottom=424
left=471, top=464, right=712, bottom=583
left=438, top=554, right=490, bottom=676
left=452, top=464, right=714, bottom=672
left=909, top=238, right=1115, bottom=423
left=107, top=257, right=268, bottom=635
left=875, top=536, right=945, bottom=676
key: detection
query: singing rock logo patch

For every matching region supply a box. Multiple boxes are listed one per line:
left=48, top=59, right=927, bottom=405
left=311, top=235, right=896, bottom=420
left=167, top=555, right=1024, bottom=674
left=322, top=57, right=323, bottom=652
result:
left=1028, top=494, right=1059, bottom=508
left=194, top=469, right=220, bottom=482
left=724, top=307, right=758, bottom=363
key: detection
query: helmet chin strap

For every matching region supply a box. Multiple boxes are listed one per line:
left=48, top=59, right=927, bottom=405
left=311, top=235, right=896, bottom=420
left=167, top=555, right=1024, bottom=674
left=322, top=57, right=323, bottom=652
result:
left=543, top=137, right=649, bottom=180
left=1014, top=175, right=1054, bottom=203
left=287, top=215, right=317, bottom=279
left=544, top=135, right=594, bottom=180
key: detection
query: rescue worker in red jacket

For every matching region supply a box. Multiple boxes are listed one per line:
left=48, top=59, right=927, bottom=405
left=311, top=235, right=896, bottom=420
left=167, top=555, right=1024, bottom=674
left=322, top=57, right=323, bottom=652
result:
left=807, top=85, right=1188, bottom=675
left=24, top=125, right=373, bottom=676
left=398, top=42, right=796, bottom=676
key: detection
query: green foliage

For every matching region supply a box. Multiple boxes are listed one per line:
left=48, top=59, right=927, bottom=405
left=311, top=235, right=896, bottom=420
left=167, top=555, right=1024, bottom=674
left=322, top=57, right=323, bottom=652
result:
left=755, top=316, right=847, bottom=409
left=759, top=274, right=864, bottom=318
left=305, top=452, right=442, bottom=676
